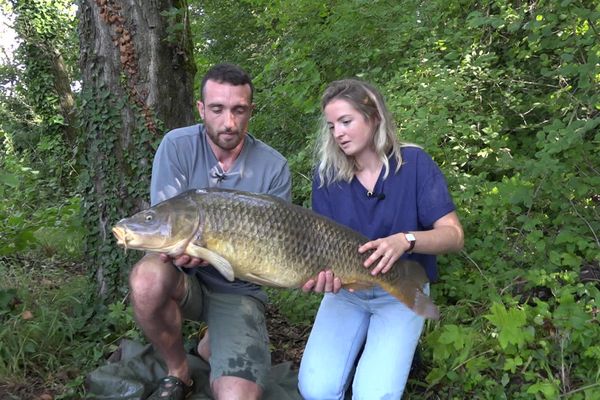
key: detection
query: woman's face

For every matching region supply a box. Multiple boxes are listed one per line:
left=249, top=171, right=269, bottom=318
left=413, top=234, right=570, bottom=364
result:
left=324, top=99, right=377, bottom=158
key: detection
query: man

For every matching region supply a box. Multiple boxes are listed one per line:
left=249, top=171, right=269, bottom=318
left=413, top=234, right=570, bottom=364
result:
left=129, top=64, right=294, bottom=400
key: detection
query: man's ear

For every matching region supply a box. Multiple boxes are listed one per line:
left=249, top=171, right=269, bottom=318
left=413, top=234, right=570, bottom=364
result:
left=197, top=100, right=205, bottom=120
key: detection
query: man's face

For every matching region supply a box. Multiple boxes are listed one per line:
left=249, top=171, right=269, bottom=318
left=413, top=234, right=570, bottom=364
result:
left=198, top=80, right=253, bottom=151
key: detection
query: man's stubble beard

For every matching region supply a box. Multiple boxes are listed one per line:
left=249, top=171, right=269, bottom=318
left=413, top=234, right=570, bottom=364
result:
left=206, top=127, right=245, bottom=151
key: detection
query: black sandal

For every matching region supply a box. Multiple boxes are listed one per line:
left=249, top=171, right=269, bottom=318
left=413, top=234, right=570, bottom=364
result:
left=147, top=376, right=193, bottom=400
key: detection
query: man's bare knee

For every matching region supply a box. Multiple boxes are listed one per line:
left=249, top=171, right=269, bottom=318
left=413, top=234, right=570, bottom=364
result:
left=211, top=376, right=262, bottom=400
left=130, top=254, right=185, bottom=306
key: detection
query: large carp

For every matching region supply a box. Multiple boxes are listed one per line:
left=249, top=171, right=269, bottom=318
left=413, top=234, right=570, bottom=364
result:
left=112, top=188, right=439, bottom=319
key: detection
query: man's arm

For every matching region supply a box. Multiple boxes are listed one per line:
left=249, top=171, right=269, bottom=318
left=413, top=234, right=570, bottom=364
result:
left=150, top=134, right=188, bottom=206
left=268, top=161, right=292, bottom=201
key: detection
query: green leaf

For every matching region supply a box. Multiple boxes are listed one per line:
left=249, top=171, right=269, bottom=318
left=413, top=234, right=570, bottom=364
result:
left=0, top=172, right=19, bottom=188
left=526, top=381, right=559, bottom=398
left=485, top=303, right=534, bottom=349
left=0, top=288, right=18, bottom=313
left=503, top=355, right=523, bottom=373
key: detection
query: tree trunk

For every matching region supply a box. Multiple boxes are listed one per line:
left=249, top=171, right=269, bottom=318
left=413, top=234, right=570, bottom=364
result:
left=11, top=0, right=79, bottom=155
left=50, top=48, right=79, bottom=147
left=77, top=0, right=196, bottom=297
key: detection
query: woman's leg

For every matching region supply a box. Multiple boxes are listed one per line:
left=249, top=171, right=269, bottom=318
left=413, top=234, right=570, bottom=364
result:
left=298, top=290, right=370, bottom=400
left=351, top=287, right=427, bottom=399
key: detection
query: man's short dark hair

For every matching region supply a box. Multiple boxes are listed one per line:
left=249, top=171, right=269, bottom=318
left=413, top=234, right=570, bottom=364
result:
left=200, top=63, right=254, bottom=102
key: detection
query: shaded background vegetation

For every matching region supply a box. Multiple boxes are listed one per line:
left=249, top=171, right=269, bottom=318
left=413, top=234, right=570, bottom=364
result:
left=1, top=0, right=598, bottom=398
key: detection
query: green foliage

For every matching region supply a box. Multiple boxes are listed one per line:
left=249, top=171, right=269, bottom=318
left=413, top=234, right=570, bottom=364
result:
left=1, top=0, right=599, bottom=397
left=0, top=150, right=85, bottom=258
left=485, top=303, right=535, bottom=350
left=194, top=0, right=600, bottom=397
left=0, top=256, right=148, bottom=398
left=1, top=0, right=81, bottom=261
left=266, top=288, right=322, bottom=325
left=4, top=0, right=78, bottom=154
left=423, top=279, right=600, bottom=399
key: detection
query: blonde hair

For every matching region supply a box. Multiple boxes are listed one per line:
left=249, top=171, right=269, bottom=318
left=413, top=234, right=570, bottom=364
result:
left=316, top=79, right=409, bottom=186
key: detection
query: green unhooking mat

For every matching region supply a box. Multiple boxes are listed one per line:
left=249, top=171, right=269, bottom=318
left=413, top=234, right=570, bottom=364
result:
left=85, top=339, right=302, bottom=400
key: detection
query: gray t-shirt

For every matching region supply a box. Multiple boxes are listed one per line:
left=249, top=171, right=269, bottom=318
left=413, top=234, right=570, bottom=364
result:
left=150, top=124, right=292, bottom=300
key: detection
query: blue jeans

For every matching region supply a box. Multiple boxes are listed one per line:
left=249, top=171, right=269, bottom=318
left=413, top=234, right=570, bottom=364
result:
left=298, top=285, right=427, bottom=400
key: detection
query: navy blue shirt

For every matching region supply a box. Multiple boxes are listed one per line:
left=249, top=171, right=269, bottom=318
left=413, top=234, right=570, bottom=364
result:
left=311, top=146, right=455, bottom=282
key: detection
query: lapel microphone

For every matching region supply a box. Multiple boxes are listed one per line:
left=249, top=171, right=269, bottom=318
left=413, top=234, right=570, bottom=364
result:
left=366, top=191, right=385, bottom=200
left=210, top=166, right=227, bottom=183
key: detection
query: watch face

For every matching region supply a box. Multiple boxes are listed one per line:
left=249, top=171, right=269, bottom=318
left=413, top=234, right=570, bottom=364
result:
left=405, top=233, right=416, bottom=242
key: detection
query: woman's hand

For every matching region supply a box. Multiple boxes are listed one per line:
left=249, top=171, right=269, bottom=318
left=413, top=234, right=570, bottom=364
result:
left=358, top=232, right=410, bottom=276
left=358, top=211, right=464, bottom=276
left=302, top=270, right=342, bottom=293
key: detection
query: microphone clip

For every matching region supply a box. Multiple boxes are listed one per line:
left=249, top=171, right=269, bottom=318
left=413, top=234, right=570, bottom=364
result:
left=210, top=165, right=227, bottom=183
left=366, top=191, right=385, bottom=200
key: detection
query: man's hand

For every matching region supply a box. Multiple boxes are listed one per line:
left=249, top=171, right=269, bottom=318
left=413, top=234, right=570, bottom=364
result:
left=302, top=270, right=342, bottom=293
left=159, top=253, right=210, bottom=268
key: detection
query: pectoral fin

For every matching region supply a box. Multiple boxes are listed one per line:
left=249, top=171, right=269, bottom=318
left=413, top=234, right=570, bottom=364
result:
left=185, top=243, right=235, bottom=282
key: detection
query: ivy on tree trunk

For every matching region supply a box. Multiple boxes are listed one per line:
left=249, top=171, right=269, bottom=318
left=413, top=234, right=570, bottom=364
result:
left=77, top=0, right=196, bottom=298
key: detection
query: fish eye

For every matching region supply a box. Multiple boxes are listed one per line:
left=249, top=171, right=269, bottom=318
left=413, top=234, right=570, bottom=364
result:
left=145, top=214, right=153, bottom=222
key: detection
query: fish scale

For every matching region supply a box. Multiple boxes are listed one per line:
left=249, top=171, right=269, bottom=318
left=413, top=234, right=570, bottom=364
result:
left=202, top=190, right=361, bottom=284
left=112, top=188, right=440, bottom=319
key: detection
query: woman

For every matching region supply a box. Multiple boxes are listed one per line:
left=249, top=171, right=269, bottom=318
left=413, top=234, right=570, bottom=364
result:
left=298, top=79, right=464, bottom=399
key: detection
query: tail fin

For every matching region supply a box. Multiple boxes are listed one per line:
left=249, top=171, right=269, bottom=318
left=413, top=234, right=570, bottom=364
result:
left=380, top=279, right=440, bottom=320
left=413, top=288, right=440, bottom=320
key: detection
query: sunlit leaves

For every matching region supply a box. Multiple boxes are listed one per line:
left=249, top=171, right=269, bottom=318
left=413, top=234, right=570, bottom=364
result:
left=485, top=303, right=534, bottom=350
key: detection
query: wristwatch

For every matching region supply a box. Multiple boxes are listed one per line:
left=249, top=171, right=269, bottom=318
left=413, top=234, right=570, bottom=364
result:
left=402, top=232, right=416, bottom=254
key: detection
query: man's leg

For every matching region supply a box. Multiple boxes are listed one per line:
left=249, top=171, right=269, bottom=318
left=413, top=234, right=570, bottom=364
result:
left=203, top=291, right=270, bottom=400
left=212, top=377, right=262, bottom=400
left=129, top=253, right=192, bottom=385
left=196, top=329, right=211, bottom=361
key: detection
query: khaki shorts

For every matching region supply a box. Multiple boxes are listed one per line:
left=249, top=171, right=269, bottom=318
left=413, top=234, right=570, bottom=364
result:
left=179, top=273, right=270, bottom=388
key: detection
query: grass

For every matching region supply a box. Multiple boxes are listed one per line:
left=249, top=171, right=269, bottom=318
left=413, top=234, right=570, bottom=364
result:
left=0, top=255, right=135, bottom=399
left=0, top=255, right=322, bottom=399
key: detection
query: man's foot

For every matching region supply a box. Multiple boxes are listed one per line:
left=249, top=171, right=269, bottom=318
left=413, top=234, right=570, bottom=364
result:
left=147, top=376, right=193, bottom=400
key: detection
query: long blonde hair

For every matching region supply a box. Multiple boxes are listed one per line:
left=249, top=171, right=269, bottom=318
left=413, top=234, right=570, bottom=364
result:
left=316, top=79, right=408, bottom=186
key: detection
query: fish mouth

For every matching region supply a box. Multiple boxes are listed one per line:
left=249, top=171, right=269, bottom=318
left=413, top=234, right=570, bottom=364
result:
left=112, top=226, right=129, bottom=250
left=111, top=226, right=176, bottom=254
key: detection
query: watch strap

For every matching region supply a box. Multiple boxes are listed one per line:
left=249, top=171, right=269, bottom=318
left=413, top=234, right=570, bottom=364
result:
left=402, top=232, right=416, bottom=254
